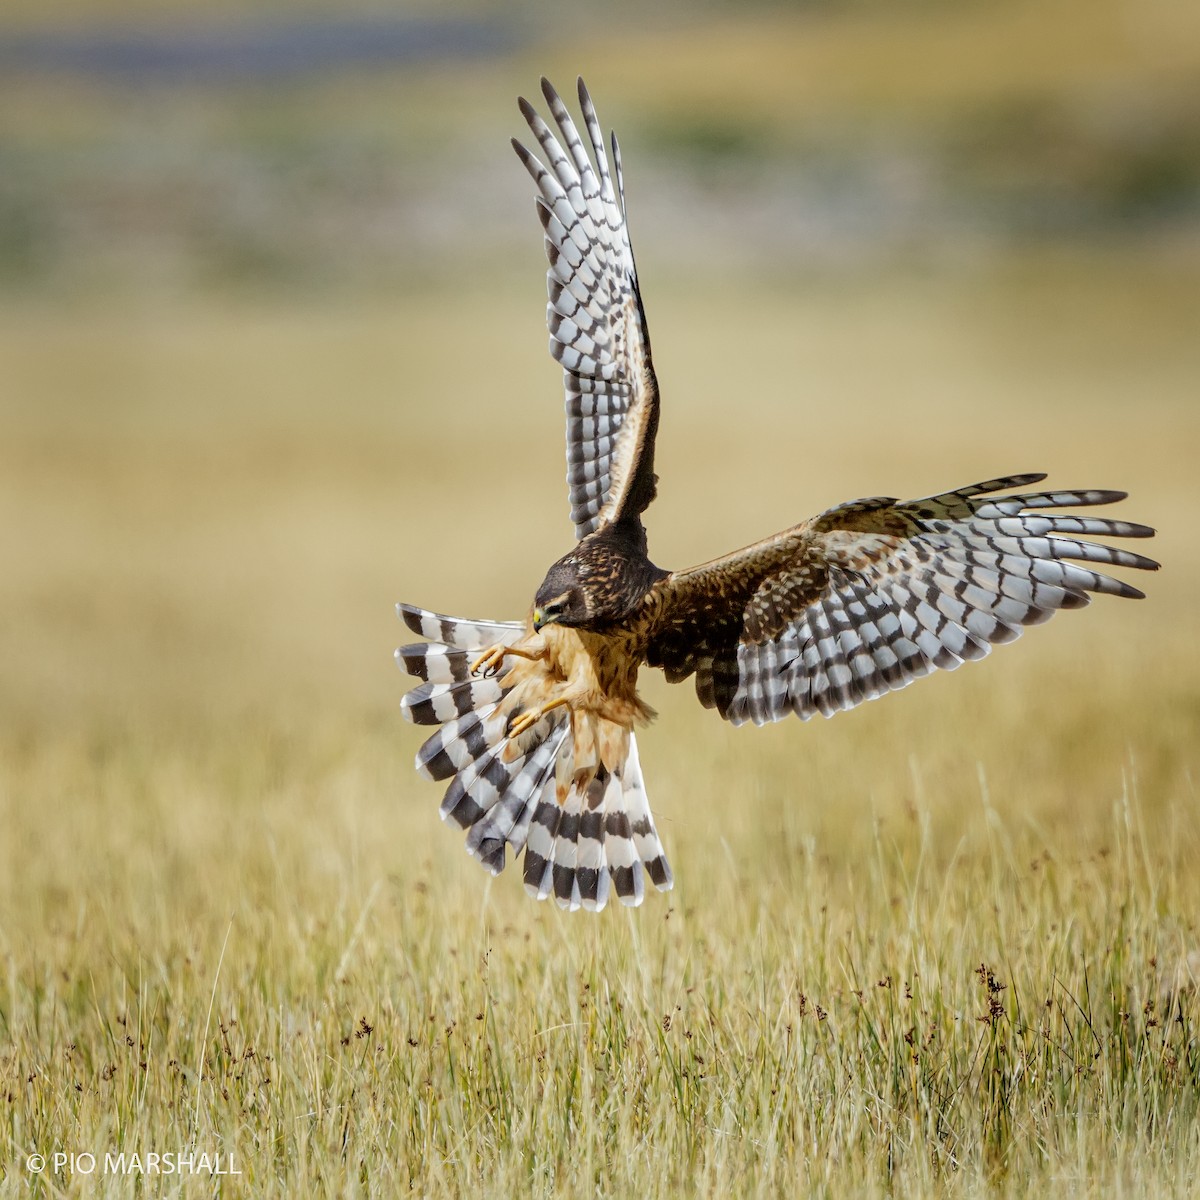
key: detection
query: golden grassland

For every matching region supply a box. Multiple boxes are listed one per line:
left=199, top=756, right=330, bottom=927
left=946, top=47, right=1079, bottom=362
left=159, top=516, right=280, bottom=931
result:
left=2, top=252, right=1199, bottom=1196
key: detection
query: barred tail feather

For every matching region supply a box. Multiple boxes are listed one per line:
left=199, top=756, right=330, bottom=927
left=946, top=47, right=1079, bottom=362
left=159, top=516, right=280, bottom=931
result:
left=620, top=735, right=673, bottom=894
left=464, top=729, right=568, bottom=873
left=523, top=732, right=672, bottom=911
left=400, top=676, right=506, bottom=725
left=396, top=602, right=524, bottom=651
left=414, top=706, right=508, bottom=782
left=397, top=604, right=672, bottom=912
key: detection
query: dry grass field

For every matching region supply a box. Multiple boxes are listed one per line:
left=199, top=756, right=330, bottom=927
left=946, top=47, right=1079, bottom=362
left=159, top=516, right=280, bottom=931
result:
left=1, top=249, right=1198, bottom=1196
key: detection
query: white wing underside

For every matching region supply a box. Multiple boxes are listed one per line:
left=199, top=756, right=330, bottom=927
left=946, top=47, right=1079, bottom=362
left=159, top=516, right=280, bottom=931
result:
left=514, top=78, right=657, bottom=539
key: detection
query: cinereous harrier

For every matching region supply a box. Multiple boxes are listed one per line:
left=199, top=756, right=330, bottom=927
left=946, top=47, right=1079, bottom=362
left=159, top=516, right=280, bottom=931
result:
left=396, top=78, right=1158, bottom=912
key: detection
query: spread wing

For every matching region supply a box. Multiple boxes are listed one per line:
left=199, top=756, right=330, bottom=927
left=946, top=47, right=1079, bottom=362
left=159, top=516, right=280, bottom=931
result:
left=645, top=474, right=1158, bottom=725
left=513, top=77, right=660, bottom=541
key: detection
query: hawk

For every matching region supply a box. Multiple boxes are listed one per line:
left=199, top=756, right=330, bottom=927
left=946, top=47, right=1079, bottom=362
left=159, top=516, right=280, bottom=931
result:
left=396, top=78, right=1158, bottom=912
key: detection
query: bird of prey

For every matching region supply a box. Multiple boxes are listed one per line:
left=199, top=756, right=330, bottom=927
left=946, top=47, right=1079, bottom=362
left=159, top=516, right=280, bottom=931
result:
left=396, top=78, right=1158, bottom=912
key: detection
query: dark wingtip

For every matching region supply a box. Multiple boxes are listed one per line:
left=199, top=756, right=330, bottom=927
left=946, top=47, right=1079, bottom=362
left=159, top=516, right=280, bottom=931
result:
left=516, top=95, right=535, bottom=122
left=1123, top=523, right=1157, bottom=539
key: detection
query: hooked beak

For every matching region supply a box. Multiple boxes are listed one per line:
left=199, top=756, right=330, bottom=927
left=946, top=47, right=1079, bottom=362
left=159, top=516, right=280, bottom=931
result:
left=532, top=607, right=545, bottom=631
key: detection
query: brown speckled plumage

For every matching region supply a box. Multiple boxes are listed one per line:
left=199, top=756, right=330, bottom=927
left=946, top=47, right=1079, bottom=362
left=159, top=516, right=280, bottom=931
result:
left=396, top=78, right=1159, bottom=912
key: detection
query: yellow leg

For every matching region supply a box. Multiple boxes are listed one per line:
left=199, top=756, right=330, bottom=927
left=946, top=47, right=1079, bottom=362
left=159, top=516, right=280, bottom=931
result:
left=470, top=642, right=541, bottom=678
left=508, top=696, right=570, bottom=739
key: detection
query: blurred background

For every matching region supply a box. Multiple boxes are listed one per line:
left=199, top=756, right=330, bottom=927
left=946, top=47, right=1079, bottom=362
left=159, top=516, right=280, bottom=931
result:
left=4, top=0, right=1199, bottom=296
left=2, top=0, right=1197, bottom=881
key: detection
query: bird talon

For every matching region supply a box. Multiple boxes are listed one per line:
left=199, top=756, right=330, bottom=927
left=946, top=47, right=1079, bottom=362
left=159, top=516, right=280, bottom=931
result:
left=470, top=644, right=508, bottom=678
left=508, top=697, right=570, bottom=741
left=508, top=709, right=541, bottom=739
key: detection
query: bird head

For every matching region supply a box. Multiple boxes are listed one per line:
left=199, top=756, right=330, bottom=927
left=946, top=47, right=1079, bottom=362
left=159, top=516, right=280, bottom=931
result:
left=533, top=558, right=592, bottom=629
